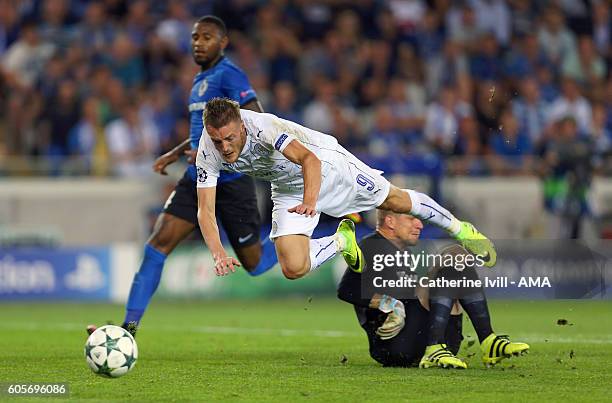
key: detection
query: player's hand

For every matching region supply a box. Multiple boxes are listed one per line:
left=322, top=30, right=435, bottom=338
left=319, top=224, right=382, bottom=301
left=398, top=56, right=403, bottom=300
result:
left=153, top=151, right=179, bottom=175
left=184, top=149, right=197, bottom=165
left=370, top=295, right=406, bottom=340
left=213, top=251, right=241, bottom=276
left=288, top=203, right=317, bottom=217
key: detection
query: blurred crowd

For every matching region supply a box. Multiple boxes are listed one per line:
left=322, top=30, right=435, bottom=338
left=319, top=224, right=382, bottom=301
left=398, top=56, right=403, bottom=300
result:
left=0, top=0, right=610, bottom=178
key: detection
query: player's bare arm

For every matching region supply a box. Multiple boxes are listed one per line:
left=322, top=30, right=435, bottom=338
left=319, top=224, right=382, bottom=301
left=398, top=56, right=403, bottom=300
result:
left=153, top=139, right=192, bottom=175
left=197, top=186, right=241, bottom=276
left=282, top=140, right=321, bottom=217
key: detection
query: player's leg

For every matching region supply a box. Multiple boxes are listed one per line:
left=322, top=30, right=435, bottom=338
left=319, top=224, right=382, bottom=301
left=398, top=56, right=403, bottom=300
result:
left=419, top=295, right=467, bottom=369
left=216, top=175, right=277, bottom=275
left=274, top=229, right=351, bottom=279
left=274, top=235, right=311, bottom=279
left=122, top=212, right=195, bottom=329
left=122, top=172, right=198, bottom=333
left=459, top=293, right=529, bottom=366
left=377, top=185, right=496, bottom=266
left=271, top=196, right=360, bottom=279
left=445, top=312, right=464, bottom=355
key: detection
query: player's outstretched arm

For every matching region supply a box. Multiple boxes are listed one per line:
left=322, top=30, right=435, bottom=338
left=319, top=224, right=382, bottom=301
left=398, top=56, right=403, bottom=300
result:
left=281, top=140, right=321, bottom=217
left=197, top=186, right=241, bottom=276
left=153, top=139, right=192, bottom=175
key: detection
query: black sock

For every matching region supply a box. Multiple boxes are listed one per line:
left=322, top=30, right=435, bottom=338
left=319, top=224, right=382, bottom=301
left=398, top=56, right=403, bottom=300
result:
left=459, top=293, right=493, bottom=343
left=445, top=313, right=464, bottom=355
left=427, top=296, right=453, bottom=346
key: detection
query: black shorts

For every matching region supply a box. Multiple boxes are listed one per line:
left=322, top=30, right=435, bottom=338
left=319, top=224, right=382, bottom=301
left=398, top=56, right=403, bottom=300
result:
left=163, top=169, right=261, bottom=250
left=366, top=301, right=463, bottom=367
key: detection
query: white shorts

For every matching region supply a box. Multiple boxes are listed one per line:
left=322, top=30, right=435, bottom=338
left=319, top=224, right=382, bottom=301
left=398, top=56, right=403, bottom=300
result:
left=270, top=147, right=390, bottom=240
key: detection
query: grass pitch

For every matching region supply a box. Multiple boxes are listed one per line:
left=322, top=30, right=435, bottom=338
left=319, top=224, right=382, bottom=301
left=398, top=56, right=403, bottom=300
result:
left=1, top=299, right=610, bottom=402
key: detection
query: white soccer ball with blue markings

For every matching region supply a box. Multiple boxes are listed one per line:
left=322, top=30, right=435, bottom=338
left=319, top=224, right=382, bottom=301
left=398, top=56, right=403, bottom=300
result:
left=84, top=325, right=138, bottom=378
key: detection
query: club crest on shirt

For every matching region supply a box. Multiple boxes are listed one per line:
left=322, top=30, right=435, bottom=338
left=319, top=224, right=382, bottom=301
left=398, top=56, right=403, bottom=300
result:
left=198, top=79, right=208, bottom=97
left=253, top=143, right=271, bottom=157
left=196, top=166, right=207, bottom=183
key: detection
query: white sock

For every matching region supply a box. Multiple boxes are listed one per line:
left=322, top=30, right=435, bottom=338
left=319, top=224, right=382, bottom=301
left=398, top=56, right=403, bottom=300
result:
left=404, top=189, right=461, bottom=236
left=309, top=235, right=340, bottom=272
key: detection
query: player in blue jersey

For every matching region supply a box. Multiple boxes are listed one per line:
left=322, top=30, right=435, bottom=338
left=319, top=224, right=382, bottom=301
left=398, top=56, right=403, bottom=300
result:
left=87, top=16, right=277, bottom=337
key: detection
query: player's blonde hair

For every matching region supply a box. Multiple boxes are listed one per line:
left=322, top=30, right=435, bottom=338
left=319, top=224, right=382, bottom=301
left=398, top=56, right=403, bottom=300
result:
left=376, top=209, right=400, bottom=229
left=204, top=97, right=241, bottom=129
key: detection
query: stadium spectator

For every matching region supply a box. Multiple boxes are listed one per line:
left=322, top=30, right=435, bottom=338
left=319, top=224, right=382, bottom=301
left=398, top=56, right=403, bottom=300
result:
left=469, top=32, right=504, bottom=81
left=508, top=0, right=537, bottom=37
left=268, top=81, right=302, bottom=124
left=75, top=1, right=115, bottom=57
left=446, top=3, right=481, bottom=51
left=0, top=1, right=608, bottom=181
left=104, top=100, right=160, bottom=177
left=68, top=96, right=109, bottom=176
left=252, top=3, right=302, bottom=84
left=0, top=0, right=21, bottom=55
left=543, top=116, right=595, bottom=238
left=489, top=108, right=533, bottom=175
left=141, top=83, right=178, bottom=152
left=104, top=32, right=145, bottom=89
left=388, top=0, right=427, bottom=34
left=302, top=77, right=334, bottom=133
left=425, top=40, right=470, bottom=99
left=1, top=20, right=54, bottom=88
left=451, top=116, right=488, bottom=176
left=504, top=33, right=551, bottom=81
left=468, top=0, right=511, bottom=46
left=591, top=103, right=611, bottom=155
left=424, top=86, right=471, bottom=155
left=384, top=77, right=425, bottom=142
left=414, top=9, right=444, bottom=62
left=561, top=35, right=607, bottom=87
left=38, top=79, right=80, bottom=160
left=368, top=104, right=405, bottom=158
left=547, top=77, right=593, bottom=136
left=38, top=0, right=75, bottom=51
left=124, top=0, right=151, bottom=49
left=537, top=7, right=577, bottom=68
left=591, top=1, right=610, bottom=55
left=512, top=77, right=549, bottom=150
left=156, top=2, right=192, bottom=53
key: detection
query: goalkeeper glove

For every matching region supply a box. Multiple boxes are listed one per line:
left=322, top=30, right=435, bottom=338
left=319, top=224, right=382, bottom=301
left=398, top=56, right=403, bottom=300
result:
left=369, top=294, right=406, bottom=340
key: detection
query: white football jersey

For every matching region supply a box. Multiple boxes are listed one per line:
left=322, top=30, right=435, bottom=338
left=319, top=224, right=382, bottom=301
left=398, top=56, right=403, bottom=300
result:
left=196, top=109, right=390, bottom=219
left=196, top=109, right=343, bottom=194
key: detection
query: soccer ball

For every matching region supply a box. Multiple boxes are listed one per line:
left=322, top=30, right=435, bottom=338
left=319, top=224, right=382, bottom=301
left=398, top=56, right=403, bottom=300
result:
left=84, top=325, right=138, bottom=378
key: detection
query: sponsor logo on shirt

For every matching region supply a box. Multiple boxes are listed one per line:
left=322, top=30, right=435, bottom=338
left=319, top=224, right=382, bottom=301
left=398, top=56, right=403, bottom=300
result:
left=188, top=102, right=206, bottom=112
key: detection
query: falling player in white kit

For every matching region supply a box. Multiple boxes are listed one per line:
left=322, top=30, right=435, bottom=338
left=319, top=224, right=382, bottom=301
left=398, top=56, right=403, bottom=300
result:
left=196, top=98, right=496, bottom=279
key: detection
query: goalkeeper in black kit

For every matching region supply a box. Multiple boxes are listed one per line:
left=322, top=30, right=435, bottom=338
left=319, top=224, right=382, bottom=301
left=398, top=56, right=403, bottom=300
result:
left=337, top=210, right=529, bottom=368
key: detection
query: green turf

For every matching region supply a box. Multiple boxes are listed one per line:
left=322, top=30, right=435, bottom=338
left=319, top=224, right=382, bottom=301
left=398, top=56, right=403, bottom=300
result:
left=0, top=299, right=610, bottom=402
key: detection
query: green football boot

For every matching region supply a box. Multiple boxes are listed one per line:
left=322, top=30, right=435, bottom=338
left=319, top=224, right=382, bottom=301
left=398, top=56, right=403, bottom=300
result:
left=481, top=333, right=529, bottom=367
left=455, top=221, right=497, bottom=267
left=419, top=344, right=467, bottom=369
left=336, top=219, right=364, bottom=273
